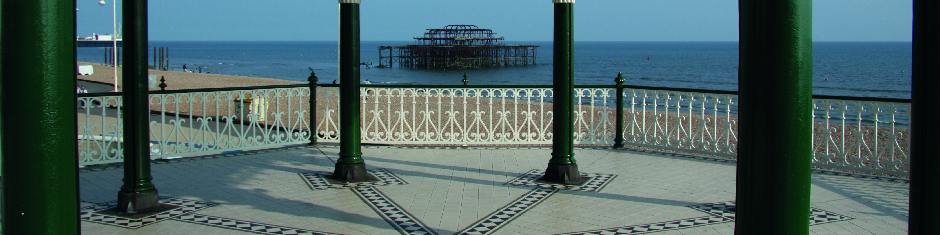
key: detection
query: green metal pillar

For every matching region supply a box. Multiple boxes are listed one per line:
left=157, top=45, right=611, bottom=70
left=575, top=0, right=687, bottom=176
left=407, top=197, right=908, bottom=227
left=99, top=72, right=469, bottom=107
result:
left=308, top=71, right=319, bottom=146
left=736, top=0, right=812, bottom=234
left=1, top=0, right=80, bottom=233
left=334, top=0, right=372, bottom=182
left=117, top=0, right=161, bottom=213
left=910, top=1, right=940, bottom=233
left=614, top=72, right=625, bottom=149
left=542, top=0, right=583, bottom=185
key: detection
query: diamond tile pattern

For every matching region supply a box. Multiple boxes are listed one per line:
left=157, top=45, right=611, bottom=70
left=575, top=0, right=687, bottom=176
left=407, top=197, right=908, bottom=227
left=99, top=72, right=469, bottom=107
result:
left=505, top=169, right=617, bottom=192
left=299, top=168, right=408, bottom=190
left=457, top=187, right=559, bottom=235
left=557, top=216, right=733, bottom=235
left=173, top=213, right=342, bottom=235
left=80, top=196, right=218, bottom=229
left=688, top=201, right=854, bottom=225
left=354, top=186, right=437, bottom=235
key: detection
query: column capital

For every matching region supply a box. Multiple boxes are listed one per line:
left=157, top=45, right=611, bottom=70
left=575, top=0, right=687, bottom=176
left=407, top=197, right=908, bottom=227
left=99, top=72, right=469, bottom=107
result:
left=339, top=0, right=360, bottom=4
left=553, top=0, right=575, bottom=3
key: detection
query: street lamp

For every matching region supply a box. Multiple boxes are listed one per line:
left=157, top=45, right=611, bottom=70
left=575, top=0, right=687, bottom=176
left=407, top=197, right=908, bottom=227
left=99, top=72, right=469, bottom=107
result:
left=100, top=0, right=118, bottom=91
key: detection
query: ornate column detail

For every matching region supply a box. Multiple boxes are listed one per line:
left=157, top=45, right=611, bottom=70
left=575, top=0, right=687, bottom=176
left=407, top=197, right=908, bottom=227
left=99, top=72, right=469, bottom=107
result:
left=541, top=0, right=584, bottom=185
left=909, top=0, right=940, bottom=233
left=736, top=0, right=813, bottom=234
left=1, top=0, right=79, bottom=232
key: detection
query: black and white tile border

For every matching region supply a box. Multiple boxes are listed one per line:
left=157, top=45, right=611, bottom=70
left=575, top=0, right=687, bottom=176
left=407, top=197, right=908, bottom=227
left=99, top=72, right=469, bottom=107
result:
left=80, top=196, right=218, bottom=229
left=688, top=201, right=854, bottom=225
left=557, top=216, right=733, bottom=235
left=457, top=187, right=559, bottom=235
left=299, top=168, right=408, bottom=190
left=505, top=169, right=617, bottom=192
left=354, top=186, right=438, bottom=235
left=173, top=213, right=342, bottom=235
left=559, top=201, right=854, bottom=235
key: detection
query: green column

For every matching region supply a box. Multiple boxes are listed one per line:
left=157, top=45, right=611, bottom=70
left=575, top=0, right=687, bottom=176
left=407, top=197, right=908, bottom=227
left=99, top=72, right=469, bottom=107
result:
left=542, top=0, right=583, bottom=185
left=333, top=0, right=371, bottom=182
left=614, top=72, right=625, bottom=149
left=117, top=0, right=160, bottom=213
left=910, top=1, right=940, bottom=233
left=736, top=0, right=812, bottom=234
left=1, top=0, right=80, bottom=233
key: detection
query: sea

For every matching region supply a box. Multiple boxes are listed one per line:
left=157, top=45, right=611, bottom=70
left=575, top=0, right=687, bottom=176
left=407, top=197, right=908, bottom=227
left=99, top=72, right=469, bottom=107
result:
left=77, top=41, right=913, bottom=99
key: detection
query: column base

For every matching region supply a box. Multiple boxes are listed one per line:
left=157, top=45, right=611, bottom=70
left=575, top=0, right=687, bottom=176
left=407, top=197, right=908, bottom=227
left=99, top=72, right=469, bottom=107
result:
left=331, top=162, right=379, bottom=183
left=539, top=163, right=587, bottom=185
left=108, top=189, right=174, bottom=217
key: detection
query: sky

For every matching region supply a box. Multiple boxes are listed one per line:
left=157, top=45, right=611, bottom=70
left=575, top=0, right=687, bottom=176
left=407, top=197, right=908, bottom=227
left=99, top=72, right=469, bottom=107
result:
left=76, top=0, right=913, bottom=42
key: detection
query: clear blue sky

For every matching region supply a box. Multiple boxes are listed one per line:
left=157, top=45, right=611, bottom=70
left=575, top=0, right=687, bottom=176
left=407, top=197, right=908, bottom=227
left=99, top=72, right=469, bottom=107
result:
left=76, top=0, right=913, bottom=42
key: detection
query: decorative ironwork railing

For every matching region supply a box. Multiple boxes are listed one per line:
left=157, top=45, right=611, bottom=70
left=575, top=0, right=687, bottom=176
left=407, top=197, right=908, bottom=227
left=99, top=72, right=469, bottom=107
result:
left=76, top=81, right=910, bottom=176
left=811, top=96, right=910, bottom=176
left=77, top=85, right=314, bottom=165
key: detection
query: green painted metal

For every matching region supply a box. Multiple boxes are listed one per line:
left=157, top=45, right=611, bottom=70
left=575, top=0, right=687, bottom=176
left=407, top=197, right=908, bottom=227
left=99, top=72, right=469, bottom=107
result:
left=736, top=0, right=813, bottom=234
left=550, top=3, right=576, bottom=165
left=1, top=0, right=80, bottom=233
left=462, top=72, right=469, bottom=86
left=308, top=72, right=319, bottom=146
left=120, top=0, right=156, bottom=193
left=338, top=2, right=363, bottom=164
left=614, top=72, right=625, bottom=149
left=910, top=1, right=940, bottom=233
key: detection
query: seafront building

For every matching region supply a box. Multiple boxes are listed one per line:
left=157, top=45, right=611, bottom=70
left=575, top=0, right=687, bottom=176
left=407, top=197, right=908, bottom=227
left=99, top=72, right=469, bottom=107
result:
left=3, top=0, right=938, bottom=234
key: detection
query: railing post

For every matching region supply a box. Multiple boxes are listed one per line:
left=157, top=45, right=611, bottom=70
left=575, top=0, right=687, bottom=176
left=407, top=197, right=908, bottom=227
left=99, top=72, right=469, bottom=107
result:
left=737, top=0, right=812, bottom=234
left=159, top=76, right=167, bottom=91
left=334, top=0, right=374, bottom=182
left=910, top=0, right=940, bottom=233
left=542, top=0, right=583, bottom=185
left=614, top=72, right=625, bottom=149
left=117, top=0, right=166, bottom=214
left=462, top=72, right=469, bottom=86
left=308, top=71, right=319, bottom=146
left=1, top=0, right=80, bottom=233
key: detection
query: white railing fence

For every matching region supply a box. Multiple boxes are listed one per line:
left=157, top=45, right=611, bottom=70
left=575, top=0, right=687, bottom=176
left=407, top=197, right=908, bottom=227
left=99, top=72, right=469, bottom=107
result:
left=77, top=85, right=910, bottom=176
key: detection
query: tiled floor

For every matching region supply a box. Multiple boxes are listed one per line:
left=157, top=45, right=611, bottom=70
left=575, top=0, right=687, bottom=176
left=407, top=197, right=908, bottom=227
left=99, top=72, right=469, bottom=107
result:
left=77, top=145, right=910, bottom=234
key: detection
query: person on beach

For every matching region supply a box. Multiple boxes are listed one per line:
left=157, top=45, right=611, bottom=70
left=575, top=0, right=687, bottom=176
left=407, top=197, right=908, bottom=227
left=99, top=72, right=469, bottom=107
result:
left=183, top=64, right=188, bottom=72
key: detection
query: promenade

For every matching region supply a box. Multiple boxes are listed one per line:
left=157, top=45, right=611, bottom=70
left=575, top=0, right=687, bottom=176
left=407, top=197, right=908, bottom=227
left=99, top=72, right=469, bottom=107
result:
left=76, top=145, right=909, bottom=234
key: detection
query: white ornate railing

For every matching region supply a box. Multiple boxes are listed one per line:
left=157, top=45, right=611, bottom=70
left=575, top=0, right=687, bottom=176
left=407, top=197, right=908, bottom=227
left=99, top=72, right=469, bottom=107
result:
left=77, top=85, right=314, bottom=166
left=621, top=89, right=739, bottom=157
left=812, top=97, right=910, bottom=176
left=77, top=84, right=911, bottom=176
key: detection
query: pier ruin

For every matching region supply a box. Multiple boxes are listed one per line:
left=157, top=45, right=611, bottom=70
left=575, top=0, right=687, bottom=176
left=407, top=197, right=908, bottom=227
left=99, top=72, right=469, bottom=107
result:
left=379, top=25, right=538, bottom=69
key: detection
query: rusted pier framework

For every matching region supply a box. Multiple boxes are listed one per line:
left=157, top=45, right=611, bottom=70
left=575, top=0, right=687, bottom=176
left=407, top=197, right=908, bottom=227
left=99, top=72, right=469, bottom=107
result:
left=379, top=25, right=538, bottom=69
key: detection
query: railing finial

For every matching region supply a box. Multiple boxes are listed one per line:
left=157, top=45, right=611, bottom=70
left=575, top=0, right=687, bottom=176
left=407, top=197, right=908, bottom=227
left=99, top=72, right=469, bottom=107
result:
left=615, top=72, right=625, bottom=85
left=159, top=76, right=167, bottom=91
left=462, top=72, right=469, bottom=86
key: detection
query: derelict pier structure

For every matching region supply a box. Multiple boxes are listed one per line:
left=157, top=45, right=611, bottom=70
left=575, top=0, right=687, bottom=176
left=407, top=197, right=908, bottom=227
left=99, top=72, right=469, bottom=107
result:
left=379, top=25, right=538, bottom=69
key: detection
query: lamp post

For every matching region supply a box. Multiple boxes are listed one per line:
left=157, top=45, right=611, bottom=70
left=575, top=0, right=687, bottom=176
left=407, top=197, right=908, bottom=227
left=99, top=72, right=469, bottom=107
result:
left=99, top=0, right=118, bottom=92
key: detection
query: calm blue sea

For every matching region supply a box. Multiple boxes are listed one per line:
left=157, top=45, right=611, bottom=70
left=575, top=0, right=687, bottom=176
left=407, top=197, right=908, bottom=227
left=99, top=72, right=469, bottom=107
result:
left=77, top=41, right=913, bottom=99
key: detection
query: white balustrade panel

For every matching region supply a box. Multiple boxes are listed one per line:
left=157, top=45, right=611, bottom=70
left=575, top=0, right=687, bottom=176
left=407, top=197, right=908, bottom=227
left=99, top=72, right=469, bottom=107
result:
left=621, top=90, right=739, bottom=157
left=812, top=99, right=909, bottom=176
left=78, top=96, right=125, bottom=165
